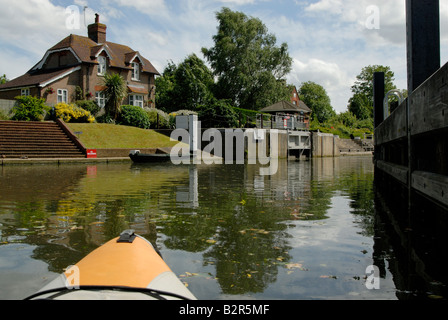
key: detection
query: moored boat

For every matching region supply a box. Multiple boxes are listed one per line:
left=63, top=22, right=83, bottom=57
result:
left=129, top=150, right=172, bottom=163
left=25, top=230, right=196, bottom=300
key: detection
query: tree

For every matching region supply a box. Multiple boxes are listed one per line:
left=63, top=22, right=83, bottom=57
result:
left=155, top=54, right=215, bottom=113
left=299, top=81, right=335, bottom=123
left=348, top=93, right=371, bottom=121
left=202, top=7, right=292, bottom=110
left=174, top=54, right=215, bottom=111
left=155, top=61, right=177, bottom=112
left=348, top=65, right=396, bottom=120
left=0, top=74, right=8, bottom=85
left=102, top=73, right=127, bottom=120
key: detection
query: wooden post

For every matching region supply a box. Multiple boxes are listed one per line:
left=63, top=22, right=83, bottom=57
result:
left=373, top=72, right=385, bottom=128
left=406, top=0, right=440, bottom=94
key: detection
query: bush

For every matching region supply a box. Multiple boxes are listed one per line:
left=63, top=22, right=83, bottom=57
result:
left=119, top=105, right=151, bottom=129
left=54, top=103, right=95, bottom=123
left=76, top=100, right=101, bottom=116
left=167, top=110, right=198, bottom=129
left=146, top=108, right=170, bottom=129
left=12, top=96, right=50, bottom=121
left=198, top=99, right=238, bottom=128
left=0, top=109, right=9, bottom=120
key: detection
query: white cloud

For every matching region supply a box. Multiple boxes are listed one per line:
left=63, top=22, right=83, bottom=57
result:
left=0, top=0, right=73, bottom=77
left=1, top=0, right=446, bottom=114
left=107, top=0, right=168, bottom=18
left=305, top=0, right=342, bottom=14
left=219, top=0, right=256, bottom=4
left=288, top=58, right=354, bottom=112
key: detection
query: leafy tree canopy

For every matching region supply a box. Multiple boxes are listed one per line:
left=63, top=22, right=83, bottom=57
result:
left=155, top=54, right=215, bottom=113
left=202, top=7, right=292, bottom=110
left=0, top=74, right=8, bottom=85
left=348, top=65, right=396, bottom=120
left=299, top=81, right=335, bottom=123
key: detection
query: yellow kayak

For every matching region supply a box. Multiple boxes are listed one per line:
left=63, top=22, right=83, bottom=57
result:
left=26, top=230, right=196, bottom=300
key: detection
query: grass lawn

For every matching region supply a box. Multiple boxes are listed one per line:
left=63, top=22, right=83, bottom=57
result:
left=66, top=123, right=178, bottom=149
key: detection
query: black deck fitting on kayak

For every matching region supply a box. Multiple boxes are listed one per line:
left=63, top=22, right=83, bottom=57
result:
left=117, top=229, right=136, bottom=243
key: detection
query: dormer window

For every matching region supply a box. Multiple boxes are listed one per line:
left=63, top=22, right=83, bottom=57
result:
left=132, top=62, right=140, bottom=81
left=98, top=56, right=107, bottom=75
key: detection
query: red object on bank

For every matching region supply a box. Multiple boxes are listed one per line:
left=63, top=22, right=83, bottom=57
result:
left=87, top=149, right=97, bottom=158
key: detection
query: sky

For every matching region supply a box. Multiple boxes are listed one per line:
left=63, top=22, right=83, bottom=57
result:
left=0, top=0, right=447, bottom=113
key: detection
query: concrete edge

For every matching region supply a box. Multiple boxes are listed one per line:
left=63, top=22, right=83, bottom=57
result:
left=1, top=157, right=131, bottom=166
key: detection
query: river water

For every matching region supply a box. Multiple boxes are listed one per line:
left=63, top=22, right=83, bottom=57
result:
left=0, top=157, right=444, bottom=300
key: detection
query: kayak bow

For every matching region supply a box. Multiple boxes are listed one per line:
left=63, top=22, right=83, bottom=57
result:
left=26, top=230, right=196, bottom=300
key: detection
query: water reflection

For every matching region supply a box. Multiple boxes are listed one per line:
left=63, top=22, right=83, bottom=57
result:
left=1, top=157, right=441, bottom=300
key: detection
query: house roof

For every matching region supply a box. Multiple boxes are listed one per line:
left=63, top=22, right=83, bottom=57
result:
left=260, top=100, right=312, bottom=114
left=0, top=33, right=160, bottom=91
left=39, top=34, right=160, bottom=75
left=0, top=66, right=81, bottom=91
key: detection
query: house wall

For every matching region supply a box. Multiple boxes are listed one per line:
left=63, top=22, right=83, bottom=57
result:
left=44, top=51, right=79, bottom=69
left=43, top=70, right=82, bottom=105
left=291, top=87, right=300, bottom=106
left=82, top=65, right=155, bottom=108
left=0, top=87, right=40, bottom=100
left=1, top=60, right=156, bottom=109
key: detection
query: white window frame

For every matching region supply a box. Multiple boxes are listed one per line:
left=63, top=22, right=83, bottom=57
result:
left=131, top=62, right=140, bottom=81
left=57, top=89, right=68, bottom=103
left=129, top=94, right=144, bottom=108
left=98, top=56, right=107, bottom=75
left=21, top=88, right=30, bottom=96
left=95, top=91, right=106, bottom=108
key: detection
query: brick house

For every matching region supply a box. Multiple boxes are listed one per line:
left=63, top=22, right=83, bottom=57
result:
left=0, top=14, right=159, bottom=109
left=290, top=85, right=300, bottom=106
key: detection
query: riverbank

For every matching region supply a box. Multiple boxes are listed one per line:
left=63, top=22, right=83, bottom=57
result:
left=66, top=123, right=178, bottom=149
left=1, top=157, right=131, bottom=166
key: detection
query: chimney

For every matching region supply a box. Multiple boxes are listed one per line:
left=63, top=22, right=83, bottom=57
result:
left=88, top=14, right=107, bottom=44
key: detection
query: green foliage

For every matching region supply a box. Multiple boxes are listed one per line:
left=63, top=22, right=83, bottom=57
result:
left=54, top=103, right=95, bottom=123
left=202, top=7, right=292, bottom=110
left=233, top=106, right=270, bottom=128
left=12, top=96, right=50, bottom=121
left=119, top=105, right=151, bottom=129
left=167, top=110, right=198, bottom=129
left=155, top=55, right=215, bottom=113
left=348, top=93, right=371, bottom=121
left=337, top=111, right=357, bottom=128
left=0, top=74, right=8, bottom=85
left=155, top=62, right=177, bottom=113
left=348, top=65, right=397, bottom=120
left=299, top=81, right=335, bottom=123
left=310, top=111, right=373, bottom=139
left=198, top=99, right=238, bottom=128
left=76, top=100, right=101, bottom=116
left=74, top=86, right=84, bottom=101
left=102, top=73, right=127, bottom=120
left=175, top=54, right=215, bottom=110
left=0, top=109, right=9, bottom=120
left=146, top=108, right=170, bottom=129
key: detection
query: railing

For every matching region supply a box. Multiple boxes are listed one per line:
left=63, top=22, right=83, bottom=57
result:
left=256, top=113, right=309, bottom=131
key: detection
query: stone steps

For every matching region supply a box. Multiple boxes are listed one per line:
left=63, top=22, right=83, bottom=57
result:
left=0, top=120, right=85, bottom=159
